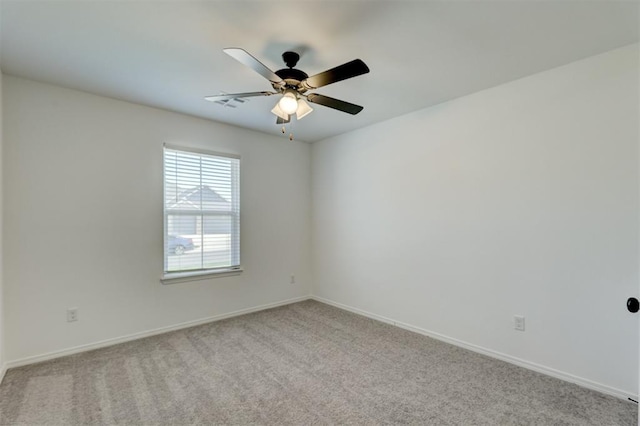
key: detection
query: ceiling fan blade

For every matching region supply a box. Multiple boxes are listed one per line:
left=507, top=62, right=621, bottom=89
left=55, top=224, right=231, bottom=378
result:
left=223, top=48, right=284, bottom=84
left=302, top=59, right=369, bottom=90
left=306, top=93, right=364, bottom=115
left=204, top=91, right=276, bottom=102
left=276, top=116, right=290, bottom=124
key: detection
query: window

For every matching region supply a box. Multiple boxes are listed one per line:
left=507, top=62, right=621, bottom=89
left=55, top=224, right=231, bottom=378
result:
left=163, top=145, right=240, bottom=281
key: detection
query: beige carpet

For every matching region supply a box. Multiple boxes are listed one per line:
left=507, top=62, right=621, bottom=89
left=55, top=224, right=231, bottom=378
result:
left=0, top=300, right=636, bottom=425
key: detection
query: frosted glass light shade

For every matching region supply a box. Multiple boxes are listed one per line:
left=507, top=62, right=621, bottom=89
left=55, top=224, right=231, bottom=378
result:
left=271, top=103, right=290, bottom=120
left=296, top=99, right=313, bottom=120
left=278, top=90, right=299, bottom=115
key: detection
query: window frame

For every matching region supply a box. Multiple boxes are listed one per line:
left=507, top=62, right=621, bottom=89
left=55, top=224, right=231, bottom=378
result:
left=161, top=144, right=242, bottom=284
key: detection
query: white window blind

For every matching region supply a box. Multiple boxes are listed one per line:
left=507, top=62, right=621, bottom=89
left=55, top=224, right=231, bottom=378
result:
left=163, top=146, right=240, bottom=276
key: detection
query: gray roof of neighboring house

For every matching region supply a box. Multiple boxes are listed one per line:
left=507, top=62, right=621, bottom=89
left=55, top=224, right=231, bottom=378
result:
left=166, top=185, right=230, bottom=211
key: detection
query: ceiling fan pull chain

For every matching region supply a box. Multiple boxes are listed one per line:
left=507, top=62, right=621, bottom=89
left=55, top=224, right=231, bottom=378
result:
left=281, top=125, right=286, bottom=134
left=289, top=115, right=295, bottom=141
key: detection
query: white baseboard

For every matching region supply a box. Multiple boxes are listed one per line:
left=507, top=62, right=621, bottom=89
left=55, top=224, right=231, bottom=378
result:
left=6, top=295, right=312, bottom=370
left=0, top=362, right=6, bottom=385
left=311, top=295, right=637, bottom=402
left=5, top=294, right=636, bottom=403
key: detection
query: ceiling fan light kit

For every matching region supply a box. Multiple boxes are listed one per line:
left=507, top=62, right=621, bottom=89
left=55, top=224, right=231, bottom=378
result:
left=278, top=89, right=299, bottom=115
left=296, top=99, right=313, bottom=119
left=271, top=103, right=289, bottom=121
left=205, top=47, right=370, bottom=139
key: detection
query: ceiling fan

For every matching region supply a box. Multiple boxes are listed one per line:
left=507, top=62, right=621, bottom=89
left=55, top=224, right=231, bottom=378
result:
left=205, top=48, right=370, bottom=124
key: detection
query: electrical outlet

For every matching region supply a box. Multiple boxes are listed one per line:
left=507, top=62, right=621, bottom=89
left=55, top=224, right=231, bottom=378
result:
left=67, top=307, right=78, bottom=322
left=514, top=315, right=525, bottom=331
left=290, top=274, right=296, bottom=284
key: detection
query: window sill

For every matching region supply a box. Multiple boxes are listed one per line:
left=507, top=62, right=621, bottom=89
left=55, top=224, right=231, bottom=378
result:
left=161, top=268, right=243, bottom=284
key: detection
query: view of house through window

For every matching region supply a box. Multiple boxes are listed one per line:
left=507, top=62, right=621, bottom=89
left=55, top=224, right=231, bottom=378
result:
left=163, top=146, right=240, bottom=275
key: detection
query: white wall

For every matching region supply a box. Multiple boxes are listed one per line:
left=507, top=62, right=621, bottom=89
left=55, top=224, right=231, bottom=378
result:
left=312, top=44, right=639, bottom=397
left=3, top=76, right=312, bottom=362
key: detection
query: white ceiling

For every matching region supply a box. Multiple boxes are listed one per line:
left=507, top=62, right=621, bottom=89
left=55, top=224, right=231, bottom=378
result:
left=1, top=1, right=638, bottom=143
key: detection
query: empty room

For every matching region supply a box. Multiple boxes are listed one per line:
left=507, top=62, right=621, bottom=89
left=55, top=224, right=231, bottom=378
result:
left=0, top=1, right=638, bottom=424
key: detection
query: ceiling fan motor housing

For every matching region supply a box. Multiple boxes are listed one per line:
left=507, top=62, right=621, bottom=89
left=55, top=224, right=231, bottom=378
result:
left=274, top=68, right=309, bottom=92
left=272, top=51, right=309, bottom=93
